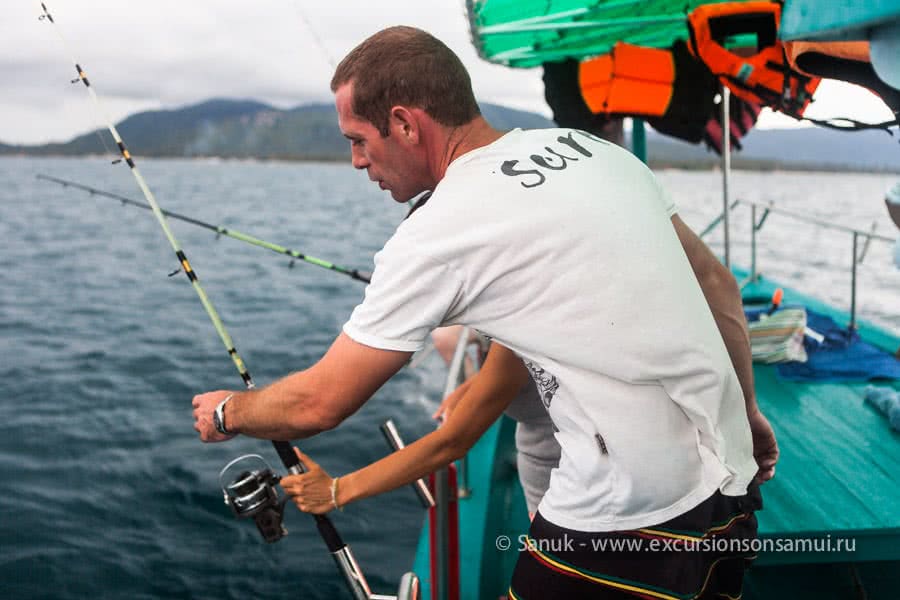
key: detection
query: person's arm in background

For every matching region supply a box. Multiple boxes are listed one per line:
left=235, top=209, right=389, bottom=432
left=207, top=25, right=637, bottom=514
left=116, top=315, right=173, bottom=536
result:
left=671, top=214, right=778, bottom=483
left=431, top=324, right=479, bottom=379
left=432, top=377, right=473, bottom=421
left=281, top=343, right=530, bottom=513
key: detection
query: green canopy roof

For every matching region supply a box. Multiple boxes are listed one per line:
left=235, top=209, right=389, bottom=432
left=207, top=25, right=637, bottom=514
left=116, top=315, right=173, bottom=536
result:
left=466, top=0, right=756, bottom=68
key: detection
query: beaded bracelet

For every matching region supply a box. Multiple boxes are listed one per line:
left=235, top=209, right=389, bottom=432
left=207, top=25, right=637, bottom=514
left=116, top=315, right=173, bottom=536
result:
left=331, top=476, right=342, bottom=511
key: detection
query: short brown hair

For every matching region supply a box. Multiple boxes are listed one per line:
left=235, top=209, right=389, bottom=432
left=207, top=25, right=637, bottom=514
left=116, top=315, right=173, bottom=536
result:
left=331, top=26, right=481, bottom=136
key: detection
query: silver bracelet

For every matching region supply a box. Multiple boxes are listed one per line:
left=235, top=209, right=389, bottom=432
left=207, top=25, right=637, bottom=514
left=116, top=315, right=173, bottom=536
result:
left=213, top=393, right=234, bottom=435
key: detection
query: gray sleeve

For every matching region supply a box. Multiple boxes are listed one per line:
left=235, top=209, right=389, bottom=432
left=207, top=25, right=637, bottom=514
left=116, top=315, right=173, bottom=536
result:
left=514, top=411, right=561, bottom=514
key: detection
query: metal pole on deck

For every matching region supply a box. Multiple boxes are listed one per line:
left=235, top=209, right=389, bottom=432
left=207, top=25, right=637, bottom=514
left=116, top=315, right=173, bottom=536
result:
left=721, top=86, right=732, bottom=268
left=381, top=420, right=435, bottom=509
left=433, top=468, right=450, bottom=600
left=632, top=118, right=647, bottom=163
left=750, top=203, right=757, bottom=282
left=433, top=329, right=470, bottom=600
left=850, top=233, right=858, bottom=331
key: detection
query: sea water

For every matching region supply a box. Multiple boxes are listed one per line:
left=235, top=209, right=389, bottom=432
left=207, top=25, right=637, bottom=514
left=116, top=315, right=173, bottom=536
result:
left=1, top=156, right=898, bottom=598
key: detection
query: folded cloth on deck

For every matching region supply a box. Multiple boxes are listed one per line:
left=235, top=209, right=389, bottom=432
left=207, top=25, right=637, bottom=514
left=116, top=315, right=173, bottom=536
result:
left=776, top=310, right=900, bottom=382
left=744, top=306, right=808, bottom=364
left=864, top=385, right=900, bottom=431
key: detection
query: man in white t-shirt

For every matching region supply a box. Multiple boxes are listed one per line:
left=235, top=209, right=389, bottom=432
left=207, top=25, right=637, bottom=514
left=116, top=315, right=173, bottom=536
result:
left=192, top=26, right=778, bottom=599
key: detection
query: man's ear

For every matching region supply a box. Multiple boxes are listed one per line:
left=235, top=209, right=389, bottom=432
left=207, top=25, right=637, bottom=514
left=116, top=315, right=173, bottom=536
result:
left=390, top=106, right=419, bottom=143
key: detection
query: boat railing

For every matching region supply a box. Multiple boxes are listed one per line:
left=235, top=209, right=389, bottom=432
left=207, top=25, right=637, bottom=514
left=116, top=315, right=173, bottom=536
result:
left=381, top=420, right=435, bottom=509
left=429, top=327, right=474, bottom=600
left=442, top=329, right=473, bottom=499
left=700, top=198, right=894, bottom=330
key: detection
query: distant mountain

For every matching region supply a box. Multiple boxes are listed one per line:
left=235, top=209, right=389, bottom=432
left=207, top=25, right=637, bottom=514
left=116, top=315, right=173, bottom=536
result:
left=734, top=127, right=899, bottom=171
left=479, top=104, right=555, bottom=131
left=6, top=99, right=341, bottom=161
left=0, top=98, right=553, bottom=162
left=641, top=125, right=900, bottom=172
left=2, top=97, right=897, bottom=172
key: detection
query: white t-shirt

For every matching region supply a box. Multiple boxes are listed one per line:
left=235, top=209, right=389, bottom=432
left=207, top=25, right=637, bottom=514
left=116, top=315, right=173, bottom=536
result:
left=344, top=128, right=757, bottom=532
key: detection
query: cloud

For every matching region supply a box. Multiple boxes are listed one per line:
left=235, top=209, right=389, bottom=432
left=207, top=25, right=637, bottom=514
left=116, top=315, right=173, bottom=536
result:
left=3, top=1, right=893, bottom=144
left=4, top=1, right=549, bottom=143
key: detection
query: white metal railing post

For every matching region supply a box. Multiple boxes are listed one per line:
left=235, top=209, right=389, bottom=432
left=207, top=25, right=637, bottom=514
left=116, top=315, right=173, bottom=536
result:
left=850, top=232, right=859, bottom=331
left=721, top=86, right=732, bottom=268
left=737, top=200, right=895, bottom=329
left=750, top=203, right=757, bottom=282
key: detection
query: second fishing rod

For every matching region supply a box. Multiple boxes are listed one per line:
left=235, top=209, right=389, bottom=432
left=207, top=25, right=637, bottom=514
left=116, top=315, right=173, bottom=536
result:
left=38, top=173, right=439, bottom=370
left=37, top=173, right=373, bottom=284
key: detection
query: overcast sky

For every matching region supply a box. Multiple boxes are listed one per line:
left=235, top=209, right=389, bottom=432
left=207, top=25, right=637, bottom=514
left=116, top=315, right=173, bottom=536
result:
left=2, top=1, right=896, bottom=145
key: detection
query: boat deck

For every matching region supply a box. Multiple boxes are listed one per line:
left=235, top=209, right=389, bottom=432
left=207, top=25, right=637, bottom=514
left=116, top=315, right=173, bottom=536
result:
left=753, top=364, right=900, bottom=561
left=740, top=272, right=900, bottom=566
left=739, top=273, right=900, bottom=598
left=413, top=270, right=900, bottom=599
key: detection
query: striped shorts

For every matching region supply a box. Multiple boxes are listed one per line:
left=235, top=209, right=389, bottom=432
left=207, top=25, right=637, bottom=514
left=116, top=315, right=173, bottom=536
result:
left=509, top=483, right=762, bottom=599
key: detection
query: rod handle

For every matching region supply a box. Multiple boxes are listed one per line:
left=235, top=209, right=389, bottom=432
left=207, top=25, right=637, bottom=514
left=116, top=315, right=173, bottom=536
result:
left=273, top=440, right=302, bottom=471
left=315, top=514, right=345, bottom=553
left=272, top=440, right=345, bottom=552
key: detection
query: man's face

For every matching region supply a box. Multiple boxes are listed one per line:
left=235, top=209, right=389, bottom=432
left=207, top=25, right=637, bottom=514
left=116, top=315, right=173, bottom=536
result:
left=335, top=83, right=426, bottom=203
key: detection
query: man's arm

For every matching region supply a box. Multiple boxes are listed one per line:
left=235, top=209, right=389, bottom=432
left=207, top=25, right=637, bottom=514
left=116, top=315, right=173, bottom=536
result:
left=281, top=343, right=531, bottom=513
left=192, top=332, right=411, bottom=442
left=671, top=214, right=778, bottom=482
left=671, top=215, right=755, bottom=412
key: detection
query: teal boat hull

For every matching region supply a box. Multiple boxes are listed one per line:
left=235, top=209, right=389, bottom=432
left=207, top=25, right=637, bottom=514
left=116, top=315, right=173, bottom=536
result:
left=412, top=415, right=527, bottom=599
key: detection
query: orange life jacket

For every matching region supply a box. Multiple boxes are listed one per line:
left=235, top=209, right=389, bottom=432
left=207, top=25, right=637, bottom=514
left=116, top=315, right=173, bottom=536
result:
left=548, top=40, right=754, bottom=151
left=579, top=42, right=676, bottom=118
left=687, top=1, right=820, bottom=119
left=785, top=41, right=871, bottom=74
left=785, top=40, right=900, bottom=114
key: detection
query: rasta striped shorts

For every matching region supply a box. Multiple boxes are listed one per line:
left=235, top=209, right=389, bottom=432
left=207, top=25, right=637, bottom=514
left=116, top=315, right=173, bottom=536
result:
left=509, top=483, right=762, bottom=600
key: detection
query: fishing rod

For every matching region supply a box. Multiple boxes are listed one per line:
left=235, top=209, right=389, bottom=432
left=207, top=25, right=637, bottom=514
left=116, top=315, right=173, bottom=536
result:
left=35, top=173, right=372, bottom=283
left=37, top=5, right=409, bottom=599
left=38, top=173, right=438, bottom=372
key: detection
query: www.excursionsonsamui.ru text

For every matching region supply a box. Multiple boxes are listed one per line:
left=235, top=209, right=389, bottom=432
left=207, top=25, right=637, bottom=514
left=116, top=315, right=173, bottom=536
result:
left=496, top=534, right=856, bottom=554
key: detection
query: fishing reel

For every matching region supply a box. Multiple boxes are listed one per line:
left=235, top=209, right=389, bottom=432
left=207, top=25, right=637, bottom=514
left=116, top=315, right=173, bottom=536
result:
left=219, top=454, right=288, bottom=543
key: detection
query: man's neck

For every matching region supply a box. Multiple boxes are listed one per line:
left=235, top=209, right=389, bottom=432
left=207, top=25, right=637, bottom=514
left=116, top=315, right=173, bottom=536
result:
left=432, top=116, right=504, bottom=182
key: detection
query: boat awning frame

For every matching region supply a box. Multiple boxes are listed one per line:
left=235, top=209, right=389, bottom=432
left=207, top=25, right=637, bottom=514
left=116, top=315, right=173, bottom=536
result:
left=466, top=0, right=759, bottom=68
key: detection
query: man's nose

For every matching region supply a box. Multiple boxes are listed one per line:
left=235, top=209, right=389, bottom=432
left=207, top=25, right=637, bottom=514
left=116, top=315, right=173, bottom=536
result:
left=351, top=146, right=369, bottom=170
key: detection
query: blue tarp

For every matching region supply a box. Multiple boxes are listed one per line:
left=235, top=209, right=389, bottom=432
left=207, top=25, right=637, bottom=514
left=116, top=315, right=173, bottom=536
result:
left=775, top=310, right=900, bottom=382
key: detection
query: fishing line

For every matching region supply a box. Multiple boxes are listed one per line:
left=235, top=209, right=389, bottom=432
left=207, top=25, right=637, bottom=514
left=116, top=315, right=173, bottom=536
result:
left=287, top=1, right=418, bottom=211
left=35, top=5, right=379, bottom=593
left=292, top=0, right=337, bottom=69
left=36, top=173, right=373, bottom=283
